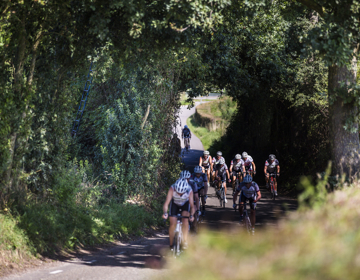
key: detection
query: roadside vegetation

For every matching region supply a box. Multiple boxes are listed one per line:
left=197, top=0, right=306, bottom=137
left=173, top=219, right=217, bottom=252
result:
left=163, top=174, right=360, bottom=280
left=187, top=97, right=236, bottom=150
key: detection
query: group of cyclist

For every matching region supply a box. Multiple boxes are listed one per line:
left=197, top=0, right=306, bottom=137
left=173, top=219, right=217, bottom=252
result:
left=163, top=146, right=281, bottom=249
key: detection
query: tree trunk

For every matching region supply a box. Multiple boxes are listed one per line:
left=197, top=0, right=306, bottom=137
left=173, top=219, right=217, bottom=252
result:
left=328, top=56, right=360, bottom=177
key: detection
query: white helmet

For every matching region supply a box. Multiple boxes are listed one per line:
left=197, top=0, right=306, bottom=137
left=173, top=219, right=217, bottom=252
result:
left=194, top=166, right=203, bottom=173
left=203, top=151, right=210, bottom=155
left=243, top=174, right=253, bottom=183
left=219, top=158, right=225, bottom=165
left=242, top=152, right=248, bottom=158
left=174, top=179, right=189, bottom=193
left=217, top=151, right=222, bottom=156
left=269, top=154, right=276, bottom=160
left=235, top=154, right=241, bottom=159
left=180, top=170, right=191, bottom=179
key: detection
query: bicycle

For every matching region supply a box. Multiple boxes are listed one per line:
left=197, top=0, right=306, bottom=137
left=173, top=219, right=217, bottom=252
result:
left=172, top=211, right=189, bottom=257
left=215, top=179, right=226, bottom=208
left=234, top=199, right=253, bottom=235
left=268, top=173, right=277, bottom=200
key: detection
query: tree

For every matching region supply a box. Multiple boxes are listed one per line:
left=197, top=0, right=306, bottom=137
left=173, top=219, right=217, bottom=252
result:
left=294, top=0, right=360, bottom=176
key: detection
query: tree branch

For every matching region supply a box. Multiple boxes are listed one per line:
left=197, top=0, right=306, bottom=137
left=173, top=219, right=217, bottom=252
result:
left=295, top=0, right=325, bottom=17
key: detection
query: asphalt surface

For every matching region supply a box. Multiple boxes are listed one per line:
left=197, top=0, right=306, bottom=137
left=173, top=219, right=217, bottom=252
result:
left=3, top=103, right=298, bottom=280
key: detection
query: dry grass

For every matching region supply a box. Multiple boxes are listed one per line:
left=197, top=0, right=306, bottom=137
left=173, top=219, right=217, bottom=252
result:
left=160, top=183, right=360, bottom=280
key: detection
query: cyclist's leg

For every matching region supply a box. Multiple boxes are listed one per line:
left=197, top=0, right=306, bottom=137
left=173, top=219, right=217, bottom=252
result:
left=169, top=217, right=177, bottom=247
left=181, top=210, right=190, bottom=244
left=274, top=177, right=278, bottom=192
left=231, top=172, right=236, bottom=191
left=239, top=193, right=245, bottom=216
left=168, top=201, right=178, bottom=248
left=194, top=192, right=200, bottom=212
left=199, top=188, right=205, bottom=210
left=223, top=180, right=227, bottom=200
left=249, top=200, right=256, bottom=228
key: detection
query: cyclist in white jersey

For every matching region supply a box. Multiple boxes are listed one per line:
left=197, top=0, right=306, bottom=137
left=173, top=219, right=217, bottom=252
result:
left=214, top=158, right=231, bottom=203
left=212, top=151, right=225, bottom=181
left=264, top=154, right=280, bottom=196
left=199, top=151, right=212, bottom=182
left=242, top=151, right=256, bottom=177
left=230, top=154, right=245, bottom=194
left=233, top=175, right=261, bottom=234
left=163, top=179, right=195, bottom=250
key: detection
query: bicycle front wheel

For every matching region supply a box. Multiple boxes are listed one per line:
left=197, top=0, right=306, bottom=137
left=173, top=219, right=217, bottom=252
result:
left=173, top=232, right=179, bottom=257
left=245, top=215, right=252, bottom=234
left=221, top=188, right=226, bottom=208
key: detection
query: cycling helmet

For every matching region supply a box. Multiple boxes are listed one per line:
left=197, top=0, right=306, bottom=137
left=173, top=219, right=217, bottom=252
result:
left=242, top=152, right=248, bottom=158
left=174, top=179, right=189, bottom=193
left=184, top=125, right=188, bottom=128
left=217, top=151, right=223, bottom=156
left=203, top=151, right=210, bottom=155
left=243, top=174, right=253, bottom=183
left=180, top=170, right=191, bottom=179
left=194, top=166, right=203, bottom=173
left=219, top=158, right=225, bottom=165
left=235, top=154, right=241, bottom=159
left=269, top=154, right=276, bottom=160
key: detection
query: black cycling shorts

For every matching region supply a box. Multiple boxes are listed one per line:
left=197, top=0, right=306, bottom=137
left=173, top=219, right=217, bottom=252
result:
left=240, top=192, right=257, bottom=210
left=169, top=199, right=190, bottom=217
left=217, top=173, right=227, bottom=182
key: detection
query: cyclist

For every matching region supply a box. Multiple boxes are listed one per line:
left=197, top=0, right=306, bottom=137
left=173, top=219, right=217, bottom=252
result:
left=264, top=154, right=280, bottom=196
left=180, top=170, right=200, bottom=216
left=212, top=151, right=225, bottom=181
left=163, top=179, right=195, bottom=250
left=242, top=151, right=256, bottom=178
left=214, top=158, right=231, bottom=203
left=182, top=125, right=191, bottom=151
left=191, top=166, right=209, bottom=216
left=199, top=151, right=212, bottom=182
left=232, top=174, right=261, bottom=234
left=229, top=154, right=245, bottom=195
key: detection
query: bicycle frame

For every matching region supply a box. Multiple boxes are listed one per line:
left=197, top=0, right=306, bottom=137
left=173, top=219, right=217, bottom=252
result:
left=269, top=173, right=276, bottom=200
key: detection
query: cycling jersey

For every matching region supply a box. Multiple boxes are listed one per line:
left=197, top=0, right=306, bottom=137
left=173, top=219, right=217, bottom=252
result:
left=171, top=184, right=193, bottom=206
left=201, top=156, right=211, bottom=167
left=230, top=158, right=244, bottom=172
left=213, top=156, right=225, bottom=171
left=243, top=156, right=254, bottom=171
left=216, top=164, right=228, bottom=176
left=187, top=179, right=199, bottom=194
left=236, top=182, right=259, bottom=199
left=182, top=128, right=191, bottom=138
left=265, top=159, right=279, bottom=173
left=191, top=173, right=208, bottom=189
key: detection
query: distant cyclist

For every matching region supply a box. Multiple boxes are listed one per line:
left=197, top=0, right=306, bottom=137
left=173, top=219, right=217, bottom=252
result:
left=212, top=151, right=225, bottom=181
left=199, top=151, right=212, bottom=182
left=214, top=158, right=231, bottom=204
left=229, top=154, right=245, bottom=195
left=163, top=179, right=195, bottom=250
left=191, top=166, right=209, bottom=216
left=232, top=175, right=261, bottom=234
left=242, top=151, right=256, bottom=177
left=264, top=154, right=280, bottom=196
left=182, top=125, right=191, bottom=151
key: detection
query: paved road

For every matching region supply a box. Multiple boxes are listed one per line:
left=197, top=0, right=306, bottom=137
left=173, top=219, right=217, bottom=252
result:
left=3, top=104, right=297, bottom=280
